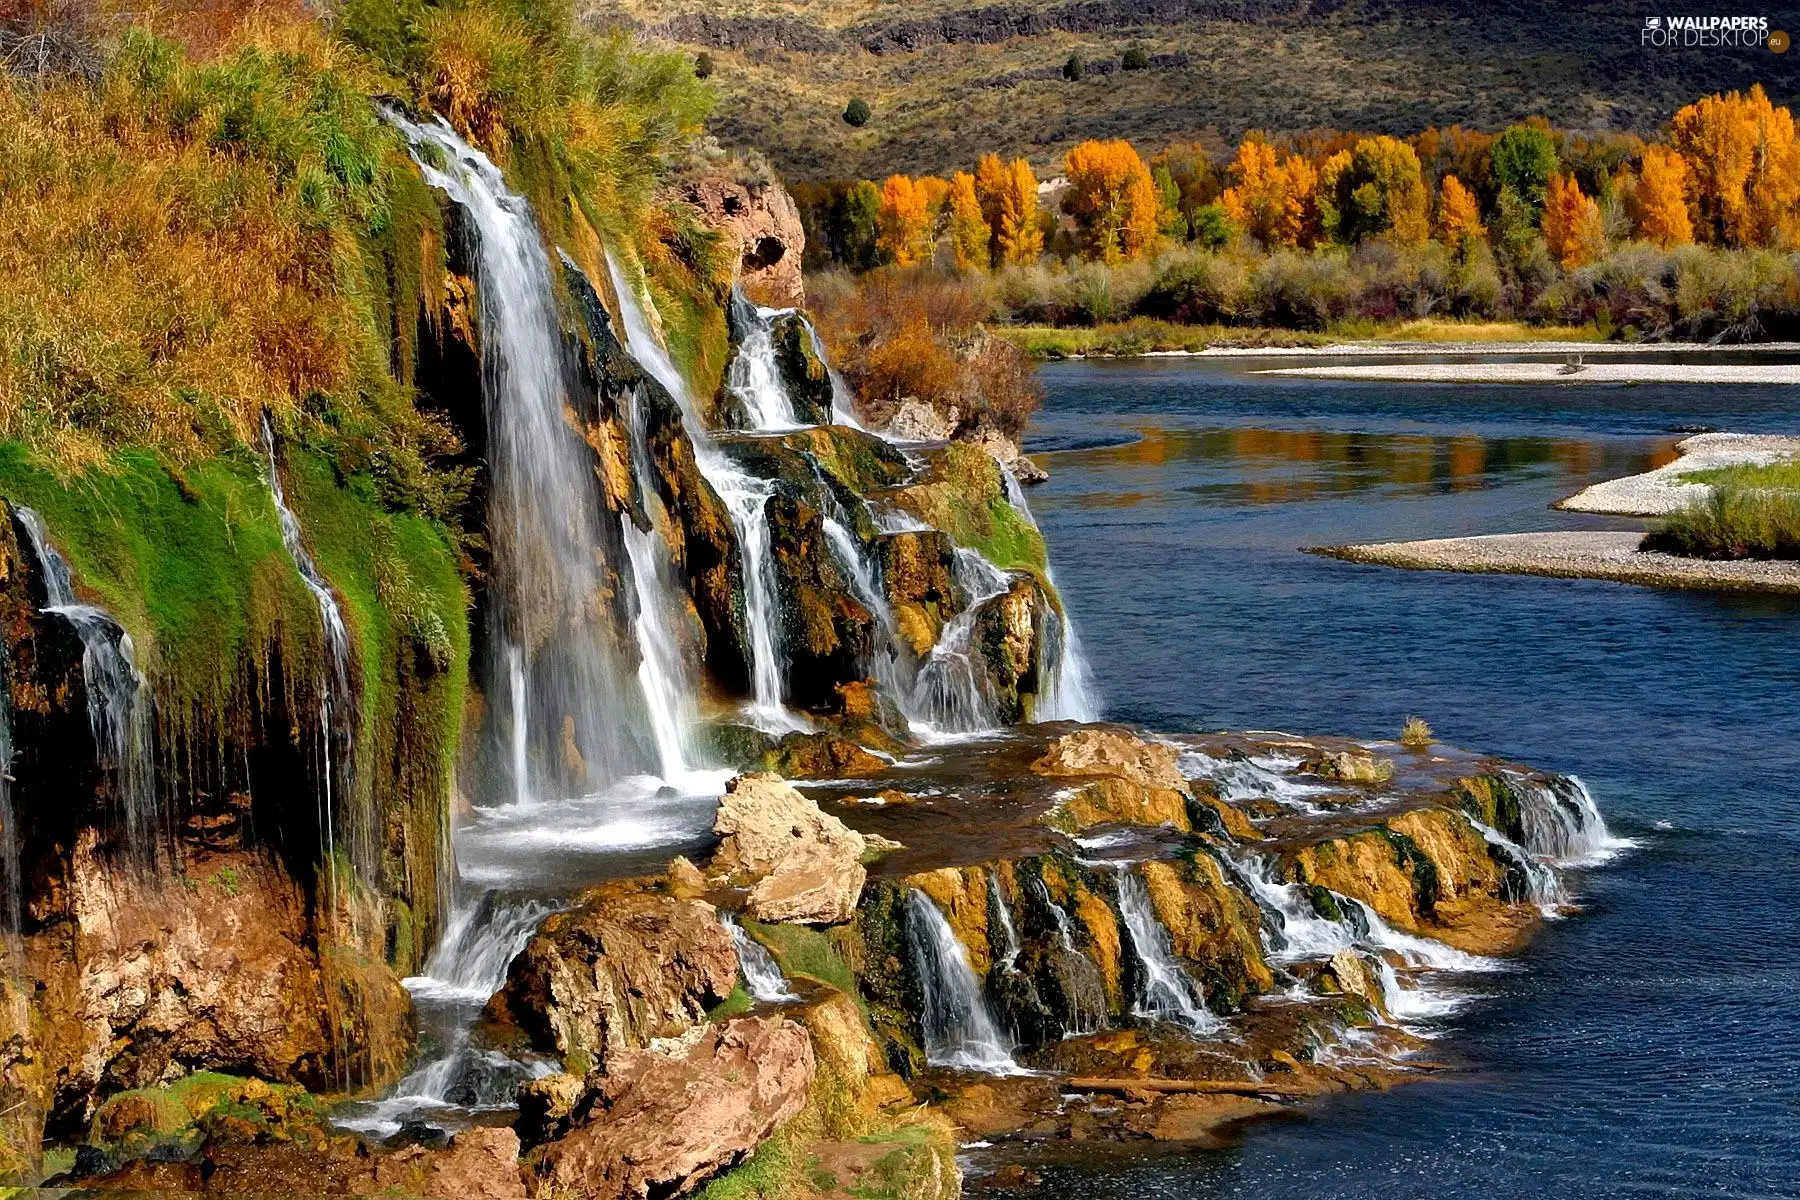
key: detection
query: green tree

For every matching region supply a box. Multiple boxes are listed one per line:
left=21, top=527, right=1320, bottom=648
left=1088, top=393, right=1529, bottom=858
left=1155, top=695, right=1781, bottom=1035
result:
left=1063, top=52, right=1085, bottom=81
left=1122, top=45, right=1149, bottom=70
left=1188, top=202, right=1235, bottom=250
left=830, top=180, right=882, bottom=269
left=1490, top=124, right=1559, bottom=214
left=694, top=51, right=713, bottom=78
left=843, top=96, right=871, bottom=127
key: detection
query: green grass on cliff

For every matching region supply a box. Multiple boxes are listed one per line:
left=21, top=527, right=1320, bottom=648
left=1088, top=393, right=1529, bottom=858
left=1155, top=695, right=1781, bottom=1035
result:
left=895, top=441, right=1046, bottom=574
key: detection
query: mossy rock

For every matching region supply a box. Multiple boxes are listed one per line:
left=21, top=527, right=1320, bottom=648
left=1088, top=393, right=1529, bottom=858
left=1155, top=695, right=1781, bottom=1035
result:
left=889, top=442, right=1046, bottom=573
left=771, top=314, right=835, bottom=427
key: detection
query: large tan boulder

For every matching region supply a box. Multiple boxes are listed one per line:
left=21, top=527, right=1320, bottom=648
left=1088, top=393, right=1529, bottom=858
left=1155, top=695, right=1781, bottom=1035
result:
left=712, top=773, right=868, bottom=925
left=678, top=175, right=807, bottom=308
left=1032, top=728, right=1194, bottom=833
left=525, top=1016, right=815, bottom=1200
left=373, top=1127, right=528, bottom=1199
left=497, top=883, right=738, bottom=1074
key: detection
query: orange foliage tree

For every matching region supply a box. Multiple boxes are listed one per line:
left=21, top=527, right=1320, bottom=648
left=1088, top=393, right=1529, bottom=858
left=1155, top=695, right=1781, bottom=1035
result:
left=1632, top=145, right=1694, bottom=248
left=1437, top=174, right=1485, bottom=245
left=947, top=170, right=990, bottom=270
left=1062, top=138, right=1160, bottom=262
left=973, top=152, right=1010, bottom=260
left=1670, top=85, right=1800, bottom=248
left=875, top=174, right=933, bottom=266
left=996, top=157, right=1043, bottom=266
left=1542, top=173, right=1605, bottom=269
left=1220, top=136, right=1319, bottom=248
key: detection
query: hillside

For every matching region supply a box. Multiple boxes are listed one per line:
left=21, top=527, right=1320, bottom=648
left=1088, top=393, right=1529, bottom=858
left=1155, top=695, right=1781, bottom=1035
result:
left=584, top=0, right=1800, bottom=179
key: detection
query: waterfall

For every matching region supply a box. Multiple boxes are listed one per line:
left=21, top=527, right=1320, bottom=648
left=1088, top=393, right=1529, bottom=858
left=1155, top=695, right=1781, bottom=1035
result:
left=262, top=418, right=371, bottom=893
left=725, top=290, right=804, bottom=431
left=1031, top=879, right=1105, bottom=1036
left=1511, top=773, right=1630, bottom=865
left=721, top=913, right=799, bottom=1003
left=390, top=111, right=651, bottom=803
left=1469, top=818, right=1564, bottom=911
left=15, top=508, right=159, bottom=866
left=1180, top=748, right=1336, bottom=814
left=814, top=471, right=915, bottom=719
left=988, top=872, right=1022, bottom=974
left=1112, top=868, right=1219, bottom=1035
left=906, top=549, right=1013, bottom=737
left=337, top=892, right=556, bottom=1136
left=904, top=889, right=1021, bottom=1073
left=996, top=463, right=1100, bottom=723
left=603, top=250, right=804, bottom=733
left=801, top=316, right=866, bottom=430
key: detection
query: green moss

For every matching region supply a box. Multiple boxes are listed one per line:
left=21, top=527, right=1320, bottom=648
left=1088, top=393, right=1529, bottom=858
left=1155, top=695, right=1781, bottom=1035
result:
left=1377, top=827, right=1441, bottom=916
left=692, top=1124, right=803, bottom=1200
left=742, top=918, right=857, bottom=996
left=893, top=442, right=1045, bottom=573
left=1306, top=884, right=1344, bottom=923
left=708, top=983, right=754, bottom=1022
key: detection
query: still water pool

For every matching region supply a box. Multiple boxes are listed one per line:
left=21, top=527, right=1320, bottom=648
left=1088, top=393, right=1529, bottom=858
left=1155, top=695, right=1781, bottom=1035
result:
left=1014, top=357, right=1800, bottom=1198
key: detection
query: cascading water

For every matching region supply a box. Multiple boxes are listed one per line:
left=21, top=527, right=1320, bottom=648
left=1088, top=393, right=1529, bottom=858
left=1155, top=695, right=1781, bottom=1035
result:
left=813, top=468, right=914, bottom=716
left=907, top=549, right=1014, bottom=736
left=1469, top=818, right=1564, bottom=911
left=604, top=251, right=805, bottom=733
left=721, top=913, right=799, bottom=1003
left=1112, top=867, right=1219, bottom=1034
left=262, top=418, right=370, bottom=891
left=0, top=675, right=18, bottom=957
left=390, top=112, right=650, bottom=803
left=15, top=507, right=159, bottom=866
left=337, top=893, right=557, bottom=1136
left=1512, top=773, right=1629, bottom=864
left=996, top=463, right=1101, bottom=723
left=988, top=872, right=1022, bottom=974
left=904, top=889, right=1021, bottom=1073
left=1180, top=748, right=1338, bottom=813
left=725, top=290, right=804, bottom=431
left=801, top=317, right=866, bottom=430
left=1031, top=879, right=1106, bottom=1036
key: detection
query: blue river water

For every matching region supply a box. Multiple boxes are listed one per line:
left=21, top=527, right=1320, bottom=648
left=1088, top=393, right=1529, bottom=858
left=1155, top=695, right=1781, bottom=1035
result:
left=1015, top=357, right=1800, bottom=1199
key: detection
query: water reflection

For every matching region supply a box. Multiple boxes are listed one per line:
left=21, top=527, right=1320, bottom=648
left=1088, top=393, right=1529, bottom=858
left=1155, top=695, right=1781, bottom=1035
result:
left=1060, top=423, right=1675, bottom=509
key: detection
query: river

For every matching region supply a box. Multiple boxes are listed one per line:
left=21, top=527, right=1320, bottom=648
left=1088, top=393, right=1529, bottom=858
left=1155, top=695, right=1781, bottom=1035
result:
left=1008, top=356, right=1800, bottom=1198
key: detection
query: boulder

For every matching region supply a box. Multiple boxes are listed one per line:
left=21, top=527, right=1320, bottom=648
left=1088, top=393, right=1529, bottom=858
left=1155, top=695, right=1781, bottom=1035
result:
left=524, top=1017, right=815, bottom=1199
left=764, top=730, right=887, bottom=779
left=678, top=175, right=807, bottom=308
left=1032, top=728, right=1195, bottom=833
left=1323, top=950, right=1390, bottom=1021
left=496, top=884, right=738, bottom=1074
left=886, top=398, right=957, bottom=442
left=373, top=1126, right=528, bottom=1199
left=713, top=773, right=869, bottom=925
left=962, top=421, right=1047, bottom=483
left=1302, top=749, right=1394, bottom=784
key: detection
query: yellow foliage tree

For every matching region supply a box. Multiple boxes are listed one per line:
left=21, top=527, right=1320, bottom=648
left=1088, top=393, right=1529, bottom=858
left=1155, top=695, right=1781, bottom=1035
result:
left=996, top=157, right=1043, bottom=266
left=1062, top=138, right=1160, bottom=262
left=947, top=170, right=990, bottom=270
left=916, top=175, right=951, bottom=223
left=1220, top=136, right=1319, bottom=248
left=1542, top=173, right=1606, bottom=269
left=1317, top=135, right=1429, bottom=246
left=1437, top=174, right=1486, bottom=245
left=1633, top=145, right=1694, bottom=248
left=876, top=174, right=933, bottom=267
left=973, top=151, right=1010, bottom=259
left=1671, top=85, right=1800, bottom=248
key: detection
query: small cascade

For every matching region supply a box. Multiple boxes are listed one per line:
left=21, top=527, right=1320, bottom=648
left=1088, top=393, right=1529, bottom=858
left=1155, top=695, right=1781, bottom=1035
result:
left=262, top=418, right=370, bottom=891
left=1031, top=879, right=1106, bottom=1036
left=1469, top=818, right=1564, bottom=910
left=994, top=463, right=1101, bottom=723
left=904, top=889, right=1021, bottom=1073
left=338, top=892, right=556, bottom=1136
left=907, top=549, right=1013, bottom=737
left=987, top=872, right=1022, bottom=974
left=721, top=913, right=799, bottom=1003
left=725, top=290, right=804, bottom=431
left=604, top=251, right=805, bottom=734
left=1512, top=773, right=1628, bottom=864
left=390, top=112, right=650, bottom=803
left=814, top=473, right=914, bottom=718
left=1113, top=867, right=1220, bottom=1035
left=1180, top=749, right=1337, bottom=813
left=800, top=316, right=866, bottom=430
left=15, top=508, right=159, bottom=865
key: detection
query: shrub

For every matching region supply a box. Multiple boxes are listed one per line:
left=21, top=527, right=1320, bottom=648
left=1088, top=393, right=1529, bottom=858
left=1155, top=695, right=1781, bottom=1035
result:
left=1400, top=717, right=1433, bottom=749
left=842, top=96, right=870, bottom=126
left=1121, top=45, right=1149, bottom=70
left=1063, top=52, right=1084, bottom=81
left=1642, top=482, right=1800, bottom=560
left=694, top=51, right=713, bottom=78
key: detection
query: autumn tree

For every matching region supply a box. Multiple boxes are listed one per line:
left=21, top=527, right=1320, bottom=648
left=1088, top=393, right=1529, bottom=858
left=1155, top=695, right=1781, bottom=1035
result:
left=1632, top=145, right=1694, bottom=248
left=995, top=158, right=1043, bottom=265
left=1149, top=142, right=1217, bottom=237
left=1437, top=174, right=1485, bottom=246
left=1219, top=136, right=1319, bottom=248
left=973, top=152, right=1010, bottom=260
left=947, top=171, right=990, bottom=270
left=875, top=175, right=933, bottom=266
left=1671, top=85, right=1800, bottom=248
left=1062, top=139, right=1160, bottom=262
left=1542, top=173, right=1605, bottom=269
left=1317, top=135, right=1429, bottom=246
left=916, top=175, right=951, bottom=225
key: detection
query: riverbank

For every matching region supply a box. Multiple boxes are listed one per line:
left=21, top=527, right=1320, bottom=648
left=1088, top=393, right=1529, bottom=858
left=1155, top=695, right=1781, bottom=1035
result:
left=1559, top=432, right=1800, bottom=516
left=1313, top=531, right=1800, bottom=594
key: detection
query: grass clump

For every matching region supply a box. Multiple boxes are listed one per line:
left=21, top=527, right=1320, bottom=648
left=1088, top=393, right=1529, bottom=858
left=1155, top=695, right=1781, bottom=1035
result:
left=891, top=441, right=1046, bottom=573
left=1642, top=482, right=1800, bottom=560
left=741, top=917, right=857, bottom=995
left=1399, top=716, right=1433, bottom=749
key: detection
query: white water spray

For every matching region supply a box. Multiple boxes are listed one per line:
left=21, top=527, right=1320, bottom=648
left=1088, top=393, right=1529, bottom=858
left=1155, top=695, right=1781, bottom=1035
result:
left=1113, top=868, right=1219, bottom=1034
left=722, top=913, right=799, bottom=1003
left=15, top=507, right=158, bottom=865
left=725, top=291, right=805, bottom=430
left=905, top=889, right=1021, bottom=1073
left=907, top=549, right=1013, bottom=736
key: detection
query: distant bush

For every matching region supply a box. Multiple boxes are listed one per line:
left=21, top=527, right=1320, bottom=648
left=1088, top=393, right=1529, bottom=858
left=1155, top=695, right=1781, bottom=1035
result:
left=1642, top=483, right=1800, bottom=560
left=694, top=51, right=713, bottom=78
left=1063, top=53, right=1084, bottom=81
left=1122, top=46, right=1149, bottom=70
left=843, top=96, right=870, bottom=126
left=1400, top=716, right=1433, bottom=748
